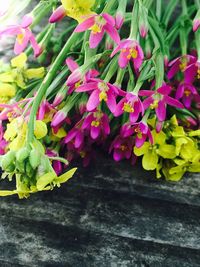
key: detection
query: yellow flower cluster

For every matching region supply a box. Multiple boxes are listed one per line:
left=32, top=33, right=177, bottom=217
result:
left=0, top=53, right=45, bottom=104
left=61, top=0, right=95, bottom=22
left=134, top=116, right=200, bottom=181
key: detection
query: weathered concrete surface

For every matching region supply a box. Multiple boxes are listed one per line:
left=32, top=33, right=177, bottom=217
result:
left=0, top=153, right=199, bottom=267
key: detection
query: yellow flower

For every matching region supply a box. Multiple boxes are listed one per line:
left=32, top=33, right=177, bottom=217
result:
left=25, top=67, right=45, bottom=79
left=61, top=0, right=95, bottom=22
left=0, top=83, right=16, bottom=97
left=4, top=119, right=48, bottom=151
left=34, top=120, right=48, bottom=139
left=11, top=53, right=27, bottom=68
left=134, top=130, right=176, bottom=170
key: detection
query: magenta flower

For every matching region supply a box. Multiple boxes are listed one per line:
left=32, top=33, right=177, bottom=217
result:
left=184, top=60, right=200, bottom=83
left=74, top=13, right=120, bottom=48
left=37, top=100, right=55, bottom=120
left=0, top=15, right=42, bottom=57
left=76, top=79, right=124, bottom=113
left=46, top=149, right=63, bottom=175
left=115, top=12, right=124, bottom=30
left=109, top=135, right=134, bottom=162
left=176, top=82, right=199, bottom=109
left=114, top=92, right=144, bottom=123
left=167, top=55, right=196, bottom=80
left=120, top=122, right=153, bottom=148
left=140, top=85, right=184, bottom=122
left=49, top=6, right=66, bottom=23
left=66, top=57, right=99, bottom=94
left=111, top=39, right=144, bottom=70
left=64, top=120, right=84, bottom=149
left=193, top=18, right=200, bottom=32
left=82, top=111, right=110, bottom=140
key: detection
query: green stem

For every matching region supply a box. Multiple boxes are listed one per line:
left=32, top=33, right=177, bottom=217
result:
left=115, top=68, right=125, bottom=86
left=181, top=0, right=188, bottom=16
left=155, top=52, right=164, bottom=89
left=195, top=30, right=200, bottom=61
left=156, top=0, right=162, bottom=21
left=103, top=0, right=117, bottom=13
left=27, top=32, right=82, bottom=143
left=142, top=109, right=151, bottom=122
left=195, top=0, right=200, bottom=8
left=129, top=0, right=139, bottom=40
left=104, top=57, right=118, bottom=82
left=179, top=28, right=187, bottom=55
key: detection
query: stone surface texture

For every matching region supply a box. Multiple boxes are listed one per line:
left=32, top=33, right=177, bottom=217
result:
left=0, top=153, right=200, bottom=267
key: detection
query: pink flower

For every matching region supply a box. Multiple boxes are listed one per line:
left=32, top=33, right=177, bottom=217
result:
left=37, top=100, right=55, bottom=120
left=176, top=82, right=199, bottom=109
left=74, top=13, right=120, bottom=48
left=120, top=122, right=153, bottom=148
left=82, top=111, right=110, bottom=140
left=0, top=15, right=42, bottom=57
left=111, top=39, right=144, bottom=70
left=167, top=55, right=196, bottom=80
left=109, top=135, right=134, bottom=162
left=66, top=57, right=99, bottom=94
left=64, top=120, right=84, bottom=149
left=184, top=60, right=200, bottom=83
left=115, top=12, right=124, bottom=30
left=49, top=6, right=66, bottom=23
left=114, top=93, right=144, bottom=123
left=76, top=79, right=125, bottom=113
left=140, top=85, right=184, bottom=122
left=193, top=18, right=200, bottom=32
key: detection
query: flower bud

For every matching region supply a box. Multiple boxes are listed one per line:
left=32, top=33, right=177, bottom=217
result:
left=16, top=147, right=30, bottom=163
left=49, top=6, right=66, bottom=23
left=138, top=4, right=148, bottom=38
left=1, top=151, right=16, bottom=171
left=193, top=10, right=200, bottom=32
left=29, top=149, right=41, bottom=169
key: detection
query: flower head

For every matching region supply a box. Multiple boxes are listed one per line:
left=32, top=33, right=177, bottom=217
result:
left=82, top=111, right=110, bottom=140
left=140, top=85, right=184, bottom=122
left=76, top=79, right=124, bottom=113
left=75, top=13, right=120, bottom=48
left=109, top=135, right=134, bottom=162
left=0, top=15, right=42, bottom=57
left=49, top=0, right=95, bottom=23
left=176, top=82, right=199, bottom=109
left=111, top=39, right=144, bottom=70
left=114, top=92, right=144, bottom=123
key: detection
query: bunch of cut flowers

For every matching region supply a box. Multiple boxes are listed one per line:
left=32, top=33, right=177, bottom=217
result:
left=0, top=0, right=199, bottom=198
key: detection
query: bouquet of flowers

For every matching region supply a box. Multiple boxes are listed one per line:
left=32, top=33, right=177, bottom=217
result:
left=0, top=0, right=199, bottom=198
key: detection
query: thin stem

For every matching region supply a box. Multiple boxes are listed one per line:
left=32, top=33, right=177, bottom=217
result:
left=27, top=32, right=82, bottom=143
left=129, top=0, right=139, bottom=40
left=181, top=0, right=187, bottom=16
left=195, top=30, right=200, bottom=61
left=155, top=52, right=164, bottom=89
left=156, top=0, right=162, bottom=21
left=195, top=0, right=200, bottom=8
left=102, top=0, right=117, bottom=13
left=115, top=68, right=125, bottom=86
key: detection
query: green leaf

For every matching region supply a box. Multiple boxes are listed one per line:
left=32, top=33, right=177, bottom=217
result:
left=36, top=172, right=56, bottom=191
left=55, top=168, right=77, bottom=184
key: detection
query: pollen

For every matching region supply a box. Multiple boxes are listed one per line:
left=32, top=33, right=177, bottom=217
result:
left=123, top=102, right=134, bottom=113
left=184, top=89, right=191, bottom=97
left=179, top=62, right=187, bottom=72
left=75, top=81, right=82, bottom=88
left=150, top=100, right=159, bottom=109
left=197, top=69, right=200, bottom=79
left=17, top=33, right=25, bottom=45
left=79, top=151, right=86, bottom=158
left=99, top=91, right=108, bottom=102
left=129, top=48, right=138, bottom=59
left=91, top=120, right=100, bottom=127
left=120, top=145, right=127, bottom=151
left=91, top=24, right=102, bottom=34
